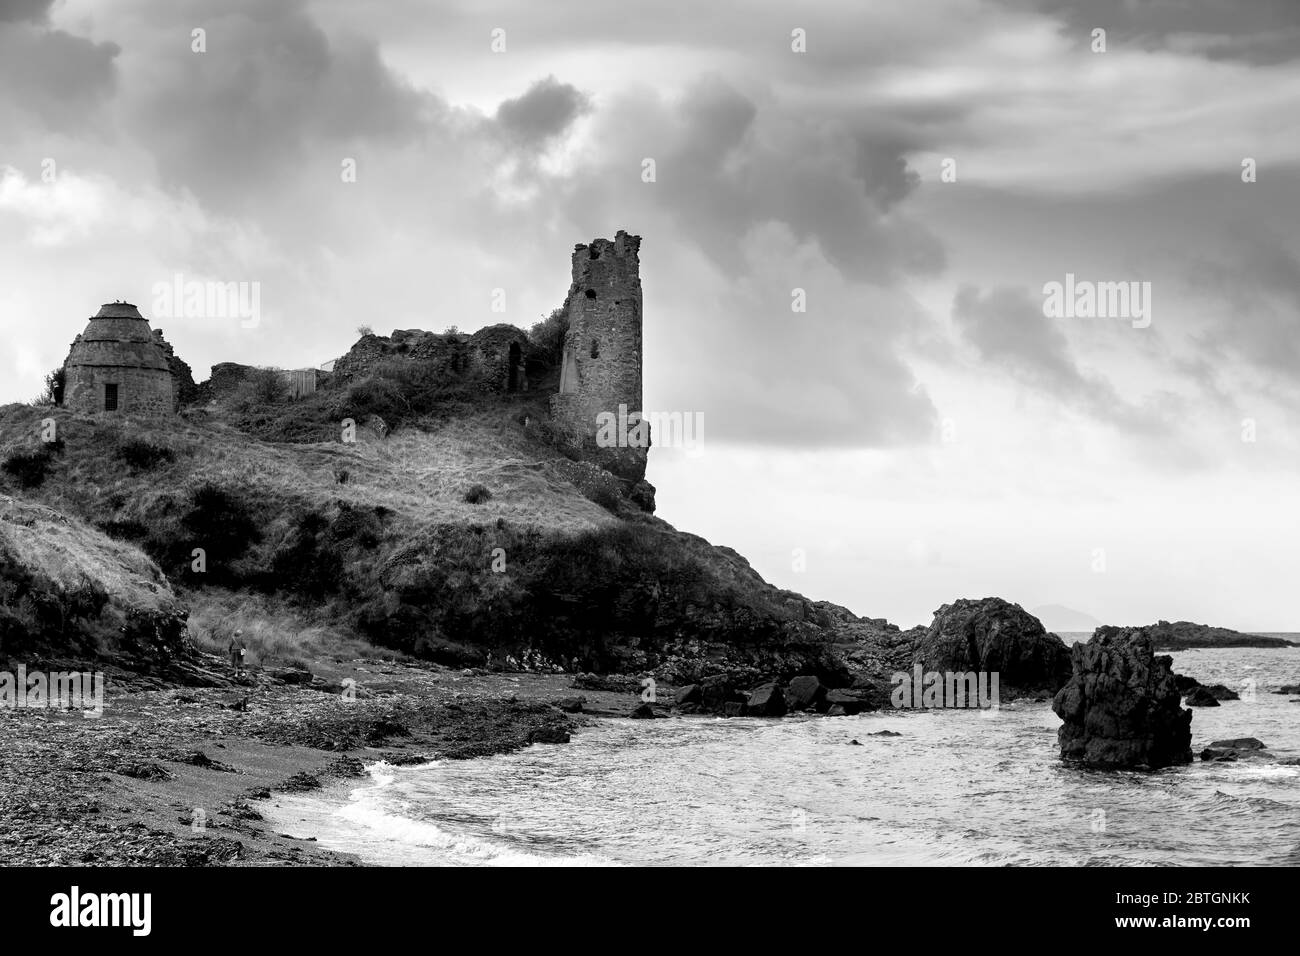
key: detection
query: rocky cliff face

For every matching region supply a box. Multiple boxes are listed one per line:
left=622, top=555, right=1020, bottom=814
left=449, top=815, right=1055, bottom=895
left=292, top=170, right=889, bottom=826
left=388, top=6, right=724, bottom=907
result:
left=910, top=597, right=1073, bottom=698
left=1052, top=628, right=1193, bottom=769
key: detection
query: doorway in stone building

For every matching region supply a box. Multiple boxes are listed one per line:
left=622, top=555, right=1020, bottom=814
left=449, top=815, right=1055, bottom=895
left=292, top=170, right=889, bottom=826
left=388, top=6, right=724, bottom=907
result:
left=507, top=341, right=521, bottom=392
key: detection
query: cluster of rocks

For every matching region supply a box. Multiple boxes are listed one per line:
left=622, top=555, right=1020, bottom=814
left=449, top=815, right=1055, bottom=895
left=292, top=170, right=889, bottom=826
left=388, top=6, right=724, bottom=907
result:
left=609, top=597, right=1087, bottom=721
left=1199, top=737, right=1270, bottom=762
left=1175, top=673, right=1241, bottom=707
left=624, top=674, right=877, bottom=719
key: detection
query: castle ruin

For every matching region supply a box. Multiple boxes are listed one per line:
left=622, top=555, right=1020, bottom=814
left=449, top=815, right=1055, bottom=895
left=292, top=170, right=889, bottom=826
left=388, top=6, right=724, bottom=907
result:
left=56, top=231, right=648, bottom=499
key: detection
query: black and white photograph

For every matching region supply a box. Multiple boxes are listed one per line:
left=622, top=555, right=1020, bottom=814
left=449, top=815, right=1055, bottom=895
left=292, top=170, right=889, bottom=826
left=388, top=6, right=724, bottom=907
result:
left=0, top=0, right=1295, bottom=931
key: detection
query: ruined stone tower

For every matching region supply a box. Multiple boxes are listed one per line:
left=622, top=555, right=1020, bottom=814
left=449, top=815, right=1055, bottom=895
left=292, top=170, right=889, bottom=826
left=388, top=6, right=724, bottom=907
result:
left=551, top=230, right=646, bottom=481
left=63, top=302, right=176, bottom=417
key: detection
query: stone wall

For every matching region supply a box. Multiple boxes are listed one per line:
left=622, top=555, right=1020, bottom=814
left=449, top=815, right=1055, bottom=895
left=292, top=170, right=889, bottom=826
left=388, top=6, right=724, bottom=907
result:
left=330, top=326, right=537, bottom=394
left=468, top=324, right=531, bottom=392
left=331, top=330, right=471, bottom=383
left=153, top=329, right=197, bottom=405
left=203, top=362, right=256, bottom=399
left=64, top=363, right=176, bottom=418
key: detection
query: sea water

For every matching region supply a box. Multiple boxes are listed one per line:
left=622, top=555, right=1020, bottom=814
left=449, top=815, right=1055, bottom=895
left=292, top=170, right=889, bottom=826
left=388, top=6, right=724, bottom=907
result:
left=264, top=646, right=1300, bottom=866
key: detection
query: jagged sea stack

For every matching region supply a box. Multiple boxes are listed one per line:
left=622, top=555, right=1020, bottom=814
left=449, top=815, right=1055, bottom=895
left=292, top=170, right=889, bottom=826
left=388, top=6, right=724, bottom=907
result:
left=550, top=230, right=646, bottom=482
left=63, top=302, right=177, bottom=417
left=1051, top=628, right=1193, bottom=769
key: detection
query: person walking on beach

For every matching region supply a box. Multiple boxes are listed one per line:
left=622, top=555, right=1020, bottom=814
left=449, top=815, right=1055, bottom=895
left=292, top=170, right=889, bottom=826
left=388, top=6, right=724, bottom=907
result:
left=229, top=632, right=246, bottom=678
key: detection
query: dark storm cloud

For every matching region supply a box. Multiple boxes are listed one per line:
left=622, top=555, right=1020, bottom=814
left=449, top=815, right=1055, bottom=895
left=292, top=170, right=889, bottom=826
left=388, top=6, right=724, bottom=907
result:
left=1001, top=0, right=1300, bottom=64
left=566, top=74, right=943, bottom=285
left=0, top=0, right=52, bottom=23
left=0, top=12, right=120, bottom=129
left=495, top=76, right=591, bottom=144
left=854, top=138, right=922, bottom=212
left=125, top=0, right=429, bottom=210
left=953, top=285, right=1084, bottom=389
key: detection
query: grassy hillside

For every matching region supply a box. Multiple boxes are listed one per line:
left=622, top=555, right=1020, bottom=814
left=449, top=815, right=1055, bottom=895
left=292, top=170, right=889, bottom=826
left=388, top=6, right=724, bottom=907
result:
left=0, top=396, right=873, bottom=683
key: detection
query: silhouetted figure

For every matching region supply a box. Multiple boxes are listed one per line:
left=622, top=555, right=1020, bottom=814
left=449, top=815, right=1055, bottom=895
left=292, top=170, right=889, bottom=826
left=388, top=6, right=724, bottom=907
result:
left=228, top=632, right=246, bottom=677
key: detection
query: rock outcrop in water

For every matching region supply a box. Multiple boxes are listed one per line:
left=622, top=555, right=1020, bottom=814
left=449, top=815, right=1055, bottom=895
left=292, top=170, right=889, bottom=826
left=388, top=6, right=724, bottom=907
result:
left=1200, top=738, right=1270, bottom=762
left=910, top=598, right=1073, bottom=699
left=1051, top=628, right=1192, bottom=769
left=1098, top=620, right=1296, bottom=650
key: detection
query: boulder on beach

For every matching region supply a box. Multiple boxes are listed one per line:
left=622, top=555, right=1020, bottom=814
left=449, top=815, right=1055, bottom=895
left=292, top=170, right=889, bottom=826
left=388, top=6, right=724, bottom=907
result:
left=911, top=597, right=1073, bottom=699
left=823, top=688, right=872, bottom=715
left=744, top=683, right=787, bottom=717
left=701, top=675, right=736, bottom=712
left=785, top=675, right=825, bottom=711
left=1051, top=628, right=1193, bottom=769
left=675, top=683, right=702, bottom=706
left=529, top=725, right=571, bottom=744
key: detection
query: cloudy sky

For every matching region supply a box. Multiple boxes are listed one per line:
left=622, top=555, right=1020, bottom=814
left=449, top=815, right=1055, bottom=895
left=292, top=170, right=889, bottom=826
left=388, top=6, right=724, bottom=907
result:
left=2, top=0, right=1297, bottom=629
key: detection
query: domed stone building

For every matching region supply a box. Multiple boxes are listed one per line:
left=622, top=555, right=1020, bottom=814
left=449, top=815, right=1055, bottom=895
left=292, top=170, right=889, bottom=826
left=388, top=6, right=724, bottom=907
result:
left=63, top=302, right=176, bottom=417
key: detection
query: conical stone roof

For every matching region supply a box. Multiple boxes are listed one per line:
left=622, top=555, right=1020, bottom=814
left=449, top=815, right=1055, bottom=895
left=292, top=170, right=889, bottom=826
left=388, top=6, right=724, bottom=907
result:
left=66, top=302, right=171, bottom=370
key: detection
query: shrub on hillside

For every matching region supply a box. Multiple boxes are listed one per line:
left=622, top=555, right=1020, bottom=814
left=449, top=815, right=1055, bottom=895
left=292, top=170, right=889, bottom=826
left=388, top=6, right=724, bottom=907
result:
left=528, top=416, right=583, bottom=460
left=98, top=518, right=148, bottom=541
left=529, top=307, right=569, bottom=367
left=1, top=446, right=57, bottom=489
left=117, top=438, right=174, bottom=470
left=231, top=402, right=339, bottom=444
left=266, top=502, right=386, bottom=600
left=331, top=357, right=479, bottom=427
left=33, top=367, right=65, bottom=407
left=231, top=368, right=290, bottom=409
left=582, top=483, right=621, bottom=513
left=170, top=483, right=263, bottom=585
left=462, top=483, right=492, bottom=504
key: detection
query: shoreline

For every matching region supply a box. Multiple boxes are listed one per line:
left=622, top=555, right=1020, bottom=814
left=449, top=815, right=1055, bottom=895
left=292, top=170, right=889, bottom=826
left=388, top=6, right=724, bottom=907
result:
left=0, top=657, right=636, bottom=867
left=4, top=647, right=1297, bottom=867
